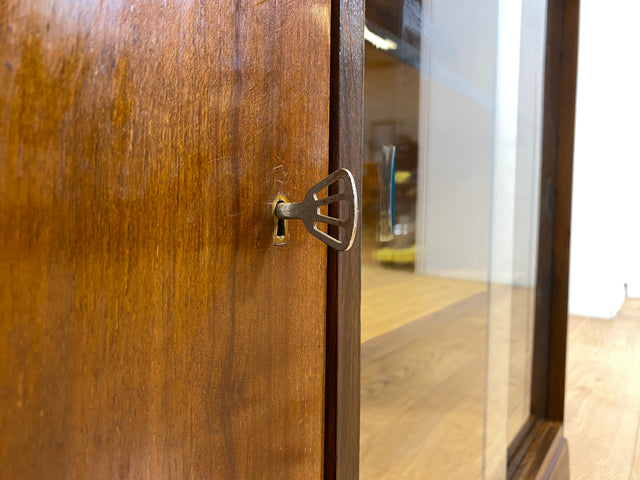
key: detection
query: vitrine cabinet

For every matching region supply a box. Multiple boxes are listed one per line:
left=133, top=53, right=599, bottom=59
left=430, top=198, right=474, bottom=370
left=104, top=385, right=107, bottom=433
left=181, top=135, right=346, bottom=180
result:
left=0, top=0, right=578, bottom=478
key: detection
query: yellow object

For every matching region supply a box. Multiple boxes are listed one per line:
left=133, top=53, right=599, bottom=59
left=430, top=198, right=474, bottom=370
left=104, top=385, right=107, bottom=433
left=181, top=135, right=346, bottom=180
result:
left=394, top=170, right=412, bottom=184
left=373, top=244, right=416, bottom=264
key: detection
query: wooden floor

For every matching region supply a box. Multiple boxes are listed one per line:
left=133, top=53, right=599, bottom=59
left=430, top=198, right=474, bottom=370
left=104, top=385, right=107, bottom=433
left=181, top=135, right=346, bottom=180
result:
left=360, top=264, right=640, bottom=479
left=360, top=263, right=536, bottom=479
left=565, top=298, right=640, bottom=479
left=361, top=292, right=488, bottom=479
left=361, top=263, right=486, bottom=342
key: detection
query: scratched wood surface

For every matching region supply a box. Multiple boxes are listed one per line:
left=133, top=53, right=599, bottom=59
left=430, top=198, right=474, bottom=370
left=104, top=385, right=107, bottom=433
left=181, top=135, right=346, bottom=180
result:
left=0, top=1, right=330, bottom=478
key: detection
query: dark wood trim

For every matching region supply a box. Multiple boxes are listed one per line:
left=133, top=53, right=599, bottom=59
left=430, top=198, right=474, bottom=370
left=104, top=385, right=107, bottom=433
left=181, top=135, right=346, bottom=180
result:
left=539, top=435, right=570, bottom=480
left=325, top=0, right=364, bottom=479
left=509, top=419, right=567, bottom=479
left=508, top=415, right=540, bottom=478
left=531, top=0, right=580, bottom=421
left=514, top=0, right=580, bottom=476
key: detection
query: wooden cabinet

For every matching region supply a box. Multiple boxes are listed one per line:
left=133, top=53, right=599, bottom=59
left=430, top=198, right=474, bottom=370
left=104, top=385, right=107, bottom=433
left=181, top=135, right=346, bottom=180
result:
left=0, top=0, right=579, bottom=478
left=0, top=1, right=341, bottom=478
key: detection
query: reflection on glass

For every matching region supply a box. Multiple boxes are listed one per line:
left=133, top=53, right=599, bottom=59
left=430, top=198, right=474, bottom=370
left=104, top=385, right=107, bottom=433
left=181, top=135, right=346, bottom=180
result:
left=377, top=144, right=396, bottom=242
left=360, top=0, right=547, bottom=478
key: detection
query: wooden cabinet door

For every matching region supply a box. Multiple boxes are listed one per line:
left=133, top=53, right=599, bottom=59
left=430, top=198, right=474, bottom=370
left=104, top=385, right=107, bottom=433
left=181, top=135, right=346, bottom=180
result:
left=0, top=2, right=333, bottom=478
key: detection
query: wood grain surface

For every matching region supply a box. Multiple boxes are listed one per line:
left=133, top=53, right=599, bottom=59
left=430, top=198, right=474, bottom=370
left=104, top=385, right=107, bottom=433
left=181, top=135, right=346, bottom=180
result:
left=360, top=292, right=490, bottom=479
left=543, top=437, right=569, bottom=480
left=509, top=419, right=564, bottom=479
left=360, top=267, right=542, bottom=478
left=634, top=427, right=640, bottom=480
left=0, top=1, right=331, bottom=478
left=565, top=299, right=640, bottom=480
left=324, top=0, right=363, bottom=478
left=531, top=0, right=580, bottom=421
left=361, top=263, right=486, bottom=342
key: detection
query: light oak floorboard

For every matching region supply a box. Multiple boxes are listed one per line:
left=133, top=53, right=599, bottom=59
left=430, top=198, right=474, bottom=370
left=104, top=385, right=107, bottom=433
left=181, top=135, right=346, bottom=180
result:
left=360, top=276, right=537, bottom=479
left=565, top=299, right=640, bottom=480
left=361, top=263, right=486, bottom=342
left=632, top=421, right=640, bottom=480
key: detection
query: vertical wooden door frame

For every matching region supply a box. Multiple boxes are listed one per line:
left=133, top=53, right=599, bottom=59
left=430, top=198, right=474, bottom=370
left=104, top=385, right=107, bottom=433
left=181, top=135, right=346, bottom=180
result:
left=530, top=0, right=580, bottom=423
left=509, top=0, right=580, bottom=478
left=325, top=0, right=364, bottom=479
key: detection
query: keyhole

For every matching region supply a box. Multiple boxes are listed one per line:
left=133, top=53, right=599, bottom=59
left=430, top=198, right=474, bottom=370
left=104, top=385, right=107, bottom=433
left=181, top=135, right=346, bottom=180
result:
left=272, top=194, right=290, bottom=246
left=276, top=204, right=286, bottom=237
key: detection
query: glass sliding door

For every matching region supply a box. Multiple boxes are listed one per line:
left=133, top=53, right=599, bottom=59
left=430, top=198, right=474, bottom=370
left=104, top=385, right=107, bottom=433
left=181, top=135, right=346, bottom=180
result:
left=360, top=0, right=547, bottom=478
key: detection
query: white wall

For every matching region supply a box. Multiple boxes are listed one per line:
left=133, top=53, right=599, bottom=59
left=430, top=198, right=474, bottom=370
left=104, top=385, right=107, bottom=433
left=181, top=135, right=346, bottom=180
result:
left=415, top=0, right=498, bottom=281
left=569, top=0, right=640, bottom=318
left=415, top=0, right=546, bottom=288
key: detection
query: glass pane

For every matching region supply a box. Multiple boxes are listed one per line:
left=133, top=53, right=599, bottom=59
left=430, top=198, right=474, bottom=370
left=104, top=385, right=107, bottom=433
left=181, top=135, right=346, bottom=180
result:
left=506, top=0, right=547, bottom=444
left=360, top=0, right=547, bottom=478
